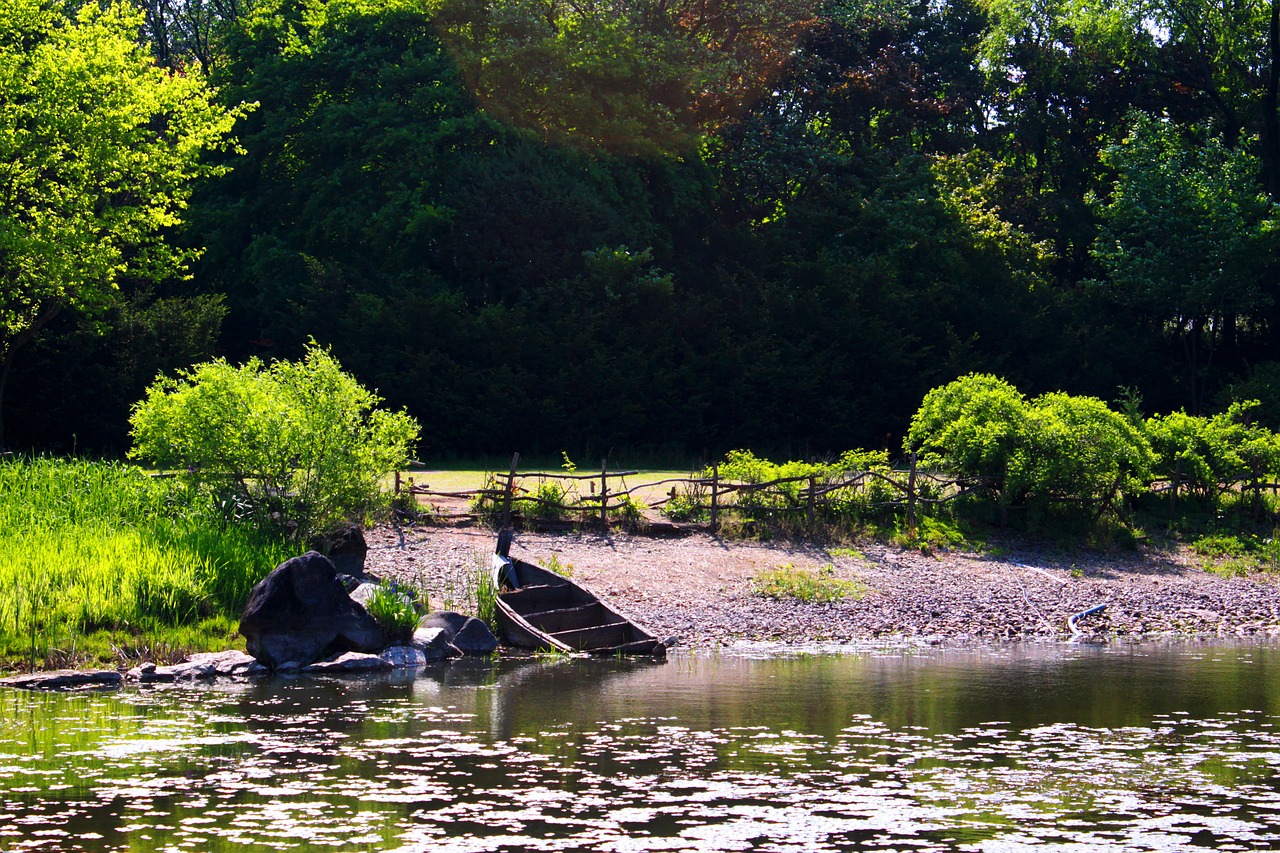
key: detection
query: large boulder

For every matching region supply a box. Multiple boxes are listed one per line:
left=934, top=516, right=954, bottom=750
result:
left=239, top=551, right=386, bottom=669
left=420, top=611, right=498, bottom=656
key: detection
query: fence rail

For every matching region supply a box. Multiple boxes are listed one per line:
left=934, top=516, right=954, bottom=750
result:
left=396, top=452, right=979, bottom=531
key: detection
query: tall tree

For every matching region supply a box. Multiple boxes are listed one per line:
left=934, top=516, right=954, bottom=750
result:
left=1091, top=114, right=1280, bottom=411
left=0, top=0, right=246, bottom=447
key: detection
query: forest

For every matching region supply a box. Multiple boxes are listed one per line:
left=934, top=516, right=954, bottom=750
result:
left=5, top=0, right=1280, bottom=463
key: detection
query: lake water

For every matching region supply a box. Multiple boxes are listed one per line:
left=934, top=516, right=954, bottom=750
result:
left=2, top=643, right=1280, bottom=852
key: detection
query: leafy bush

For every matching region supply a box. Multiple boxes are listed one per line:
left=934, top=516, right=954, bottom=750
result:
left=1028, top=391, right=1154, bottom=504
left=610, top=493, right=648, bottom=528
left=751, top=563, right=864, bottom=603
left=906, top=374, right=1033, bottom=505
left=530, top=479, right=574, bottom=520
left=364, top=581, right=422, bottom=643
left=906, top=374, right=1154, bottom=516
left=1145, top=402, right=1280, bottom=511
left=129, top=342, right=420, bottom=540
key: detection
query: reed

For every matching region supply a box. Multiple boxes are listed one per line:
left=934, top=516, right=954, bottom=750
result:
left=0, top=457, right=292, bottom=670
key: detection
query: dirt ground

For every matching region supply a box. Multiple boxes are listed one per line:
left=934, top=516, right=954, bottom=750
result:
left=364, top=521, right=1280, bottom=649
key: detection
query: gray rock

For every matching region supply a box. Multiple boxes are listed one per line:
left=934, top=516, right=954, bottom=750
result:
left=419, top=611, right=498, bottom=656
left=380, top=645, right=427, bottom=668
left=239, top=551, right=386, bottom=669
left=301, top=652, right=393, bottom=673
left=129, top=651, right=266, bottom=683
left=0, top=669, right=123, bottom=690
left=320, top=525, right=368, bottom=576
left=412, top=626, right=462, bottom=661
left=349, top=582, right=382, bottom=607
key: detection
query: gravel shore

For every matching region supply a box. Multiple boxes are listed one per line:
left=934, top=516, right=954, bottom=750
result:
left=365, top=523, right=1280, bottom=649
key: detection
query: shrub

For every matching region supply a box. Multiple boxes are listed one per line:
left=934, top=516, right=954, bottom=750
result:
left=906, top=374, right=1035, bottom=506
left=1028, top=391, right=1154, bottom=505
left=907, top=375, right=1154, bottom=517
left=128, top=341, right=420, bottom=540
left=1146, top=401, right=1280, bottom=512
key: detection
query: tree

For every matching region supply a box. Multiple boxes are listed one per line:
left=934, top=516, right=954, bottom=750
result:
left=1091, top=113, right=1280, bottom=412
left=128, top=342, right=420, bottom=538
left=0, top=0, right=246, bottom=448
left=428, top=0, right=820, bottom=155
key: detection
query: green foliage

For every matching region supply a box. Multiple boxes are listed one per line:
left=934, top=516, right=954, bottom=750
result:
left=1091, top=113, right=1280, bottom=411
left=530, top=480, right=575, bottom=520
left=427, top=0, right=819, bottom=155
left=538, top=554, right=575, bottom=578
left=128, top=342, right=420, bottom=539
left=363, top=581, right=422, bottom=644
left=907, top=374, right=1154, bottom=514
left=663, top=479, right=709, bottom=523
left=609, top=493, right=648, bottom=529
left=0, top=0, right=247, bottom=444
left=1029, top=392, right=1154, bottom=503
left=751, top=563, right=864, bottom=604
left=890, top=515, right=969, bottom=555
left=472, top=564, right=498, bottom=628
left=0, top=457, right=292, bottom=669
left=1145, top=402, right=1280, bottom=507
left=1190, top=532, right=1280, bottom=576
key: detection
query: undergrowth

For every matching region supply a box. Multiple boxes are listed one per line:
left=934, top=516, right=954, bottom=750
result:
left=0, top=457, right=293, bottom=672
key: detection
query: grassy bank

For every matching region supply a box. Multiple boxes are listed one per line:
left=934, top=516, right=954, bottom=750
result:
left=0, top=457, right=293, bottom=672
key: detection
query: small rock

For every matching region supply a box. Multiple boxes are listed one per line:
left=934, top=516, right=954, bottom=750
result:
left=0, top=670, right=123, bottom=691
left=419, top=611, right=498, bottom=656
left=412, top=626, right=462, bottom=661
left=301, top=652, right=393, bottom=673
left=380, top=646, right=427, bottom=668
left=321, top=525, right=368, bottom=576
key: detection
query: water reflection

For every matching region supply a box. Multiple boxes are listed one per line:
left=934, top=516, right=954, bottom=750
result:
left=2, top=643, right=1279, bottom=851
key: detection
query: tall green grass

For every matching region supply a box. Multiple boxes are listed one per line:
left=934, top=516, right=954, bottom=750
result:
left=0, top=457, right=292, bottom=670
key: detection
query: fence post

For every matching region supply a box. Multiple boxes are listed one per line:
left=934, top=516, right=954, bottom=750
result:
left=710, top=463, right=720, bottom=533
left=1170, top=457, right=1180, bottom=521
left=807, top=474, right=816, bottom=528
left=600, top=458, right=609, bottom=529
left=395, top=470, right=401, bottom=495
left=907, top=452, right=918, bottom=532
left=504, top=452, right=520, bottom=526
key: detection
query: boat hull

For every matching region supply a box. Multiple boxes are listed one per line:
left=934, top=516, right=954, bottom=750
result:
left=492, top=556, right=666, bottom=658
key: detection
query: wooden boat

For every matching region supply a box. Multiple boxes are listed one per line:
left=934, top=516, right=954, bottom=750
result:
left=490, top=533, right=668, bottom=658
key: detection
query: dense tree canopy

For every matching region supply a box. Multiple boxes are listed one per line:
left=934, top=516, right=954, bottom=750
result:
left=7, top=0, right=1280, bottom=460
left=0, top=0, right=244, bottom=448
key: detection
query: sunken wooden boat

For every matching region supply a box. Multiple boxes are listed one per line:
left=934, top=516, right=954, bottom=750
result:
left=490, top=533, right=668, bottom=658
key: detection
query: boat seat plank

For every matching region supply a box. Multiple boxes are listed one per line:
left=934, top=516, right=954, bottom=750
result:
left=550, top=621, right=633, bottom=651
left=524, top=602, right=608, bottom=633
left=501, top=582, right=591, bottom=614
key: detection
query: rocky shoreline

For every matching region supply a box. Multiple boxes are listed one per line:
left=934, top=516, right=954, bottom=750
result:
left=6, top=522, right=1278, bottom=690
left=365, top=523, right=1280, bottom=647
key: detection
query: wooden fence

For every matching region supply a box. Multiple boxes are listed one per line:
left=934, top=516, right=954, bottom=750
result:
left=396, top=452, right=988, bottom=531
